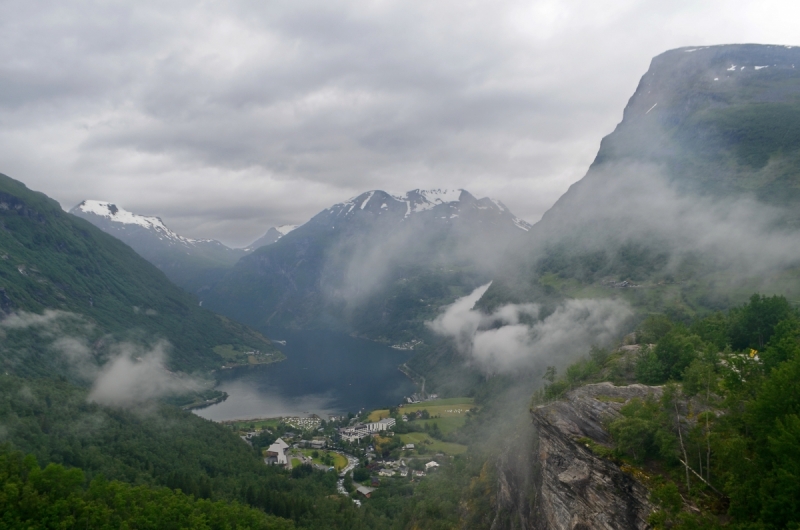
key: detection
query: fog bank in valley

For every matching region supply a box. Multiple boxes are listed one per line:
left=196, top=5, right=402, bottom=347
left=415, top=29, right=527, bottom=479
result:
left=428, top=283, right=633, bottom=375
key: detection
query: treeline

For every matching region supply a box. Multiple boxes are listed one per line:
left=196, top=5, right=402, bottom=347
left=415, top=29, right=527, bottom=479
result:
left=0, top=376, right=382, bottom=529
left=0, top=450, right=293, bottom=529
left=538, top=294, right=800, bottom=529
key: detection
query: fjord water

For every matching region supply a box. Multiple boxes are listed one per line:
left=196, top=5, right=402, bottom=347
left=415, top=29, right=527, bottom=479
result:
left=193, top=329, right=416, bottom=421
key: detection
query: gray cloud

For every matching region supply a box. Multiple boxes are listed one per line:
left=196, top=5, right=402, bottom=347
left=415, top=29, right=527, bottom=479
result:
left=534, top=163, right=800, bottom=281
left=0, top=309, right=79, bottom=331
left=322, top=205, right=524, bottom=307
left=428, top=283, right=633, bottom=374
left=1, top=1, right=797, bottom=246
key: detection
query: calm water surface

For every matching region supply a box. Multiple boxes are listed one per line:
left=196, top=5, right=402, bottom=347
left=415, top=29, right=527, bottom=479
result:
left=193, top=329, right=415, bottom=421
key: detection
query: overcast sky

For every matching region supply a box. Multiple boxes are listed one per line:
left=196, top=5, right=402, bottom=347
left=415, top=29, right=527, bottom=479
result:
left=1, top=0, right=798, bottom=246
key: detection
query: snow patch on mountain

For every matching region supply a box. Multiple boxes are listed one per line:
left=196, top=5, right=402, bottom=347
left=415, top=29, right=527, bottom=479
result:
left=360, top=191, right=375, bottom=210
left=490, top=199, right=506, bottom=212
left=73, top=200, right=199, bottom=244
left=411, top=189, right=463, bottom=205
left=275, top=225, right=298, bottom=236
left=513, top=217, right=532, bottom=232
left=323, top=188, right=531, bottom=232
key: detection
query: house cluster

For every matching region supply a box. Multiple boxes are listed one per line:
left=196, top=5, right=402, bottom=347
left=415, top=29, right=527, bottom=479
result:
left=240, top=431, right=260, bottom=444
left=245, top=350, right=273, bottom=357
left=361, top=458, right=440, bottom=484
left=284, top=416, right=322, bottom=431
left=265, top=438, right=290, bottom=466
left=409, top=410, right=429, bottom=420
left=338, top=417, right=396, bottom=442
left=381, top=458, right=409, bottom=477
left=389, top=339, right=422, bottom=350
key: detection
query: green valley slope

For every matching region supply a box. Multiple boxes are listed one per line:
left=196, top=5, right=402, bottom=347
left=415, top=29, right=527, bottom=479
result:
left=0, top=173, right=277, bottom=376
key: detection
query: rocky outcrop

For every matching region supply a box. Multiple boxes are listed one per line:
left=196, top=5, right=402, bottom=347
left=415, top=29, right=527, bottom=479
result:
left=530, top=383, right=660, bottom=530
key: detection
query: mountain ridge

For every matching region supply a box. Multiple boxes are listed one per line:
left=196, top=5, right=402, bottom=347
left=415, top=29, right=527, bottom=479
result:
left=70, top=200, right=298, bottom=295
left=0, top=173, right=277, bottom=376
left=203, top=187, right=531, bottom=340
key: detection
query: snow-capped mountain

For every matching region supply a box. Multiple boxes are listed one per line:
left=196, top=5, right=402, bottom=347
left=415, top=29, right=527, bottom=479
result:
left=73, top=200, right=207, bottom=246
left=202, top=188, right=532, bottom=340
left=70, top=200, right=248, bottom=294
left=319, top=189, right=531, bottom=231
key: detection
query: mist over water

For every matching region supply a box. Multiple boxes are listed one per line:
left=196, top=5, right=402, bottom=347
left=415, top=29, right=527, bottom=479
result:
left=193, top=329, right=415, bottom=421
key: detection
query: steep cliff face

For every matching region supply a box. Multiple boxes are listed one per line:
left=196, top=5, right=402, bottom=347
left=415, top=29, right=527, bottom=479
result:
left=494, top=383, right=660, bottom=530
left=483, top=44, right=800, bottom=317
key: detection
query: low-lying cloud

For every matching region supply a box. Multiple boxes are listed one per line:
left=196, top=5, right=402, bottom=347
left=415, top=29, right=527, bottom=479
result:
left=428, top=283, right=633, bottom=374
left=1, top=310, right=206, bottom=408
left=0, top=309, right=83, bottom=332
left=536, top=163, right=800, bottom=280
left=88, top=341, right=204, bottom=408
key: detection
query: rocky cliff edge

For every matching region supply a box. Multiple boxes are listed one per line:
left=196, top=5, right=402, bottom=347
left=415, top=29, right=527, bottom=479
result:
left=530, top=383, right=660, bottom=530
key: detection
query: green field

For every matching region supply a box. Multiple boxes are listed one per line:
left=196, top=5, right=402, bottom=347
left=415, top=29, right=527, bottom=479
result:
left=225, top=417, right=282, bottom=433
left=371, top=398, right=476, bottom=422
left=399, top=432, right=467, bottom=455
left=399, top=398, right=476, bottom=427
left=367, top=409, right=391, bottom=422
left=415, top=416, right=467, bottom=436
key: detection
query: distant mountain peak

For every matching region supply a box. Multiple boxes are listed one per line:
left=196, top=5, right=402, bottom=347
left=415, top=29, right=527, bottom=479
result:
left=71, top=199, right=248, bottom=293
left=324, top=188, right=530, bottom=231
left=72, top=200, right=200, bottom=245
left=242, top=224, right=300, bottom=251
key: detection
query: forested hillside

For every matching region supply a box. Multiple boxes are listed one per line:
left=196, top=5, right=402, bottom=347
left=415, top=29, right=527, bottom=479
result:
left=0, top=173, right=276, bottom=375
left=0, top=451, right=294, bottom=530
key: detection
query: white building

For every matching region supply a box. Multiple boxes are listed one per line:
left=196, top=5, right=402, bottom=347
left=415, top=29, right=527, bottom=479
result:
left=339, top=424, right=371, bottom=442
left=265, top=438, right=290, bottom=466
left=339, top=417, right=396, bottom=442
left=376, top=417, right=396, bottom=430
left=425, top=461, right=440, bottom=471
left=365, top=417, right=396, bottom=432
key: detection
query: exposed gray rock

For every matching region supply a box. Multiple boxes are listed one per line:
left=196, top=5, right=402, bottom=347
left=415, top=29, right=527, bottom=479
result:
left=531, top=383, right=659, bottom=530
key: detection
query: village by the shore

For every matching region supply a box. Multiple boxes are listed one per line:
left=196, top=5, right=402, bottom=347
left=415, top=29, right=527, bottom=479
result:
left=225, top=393, right=476, bottom=505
